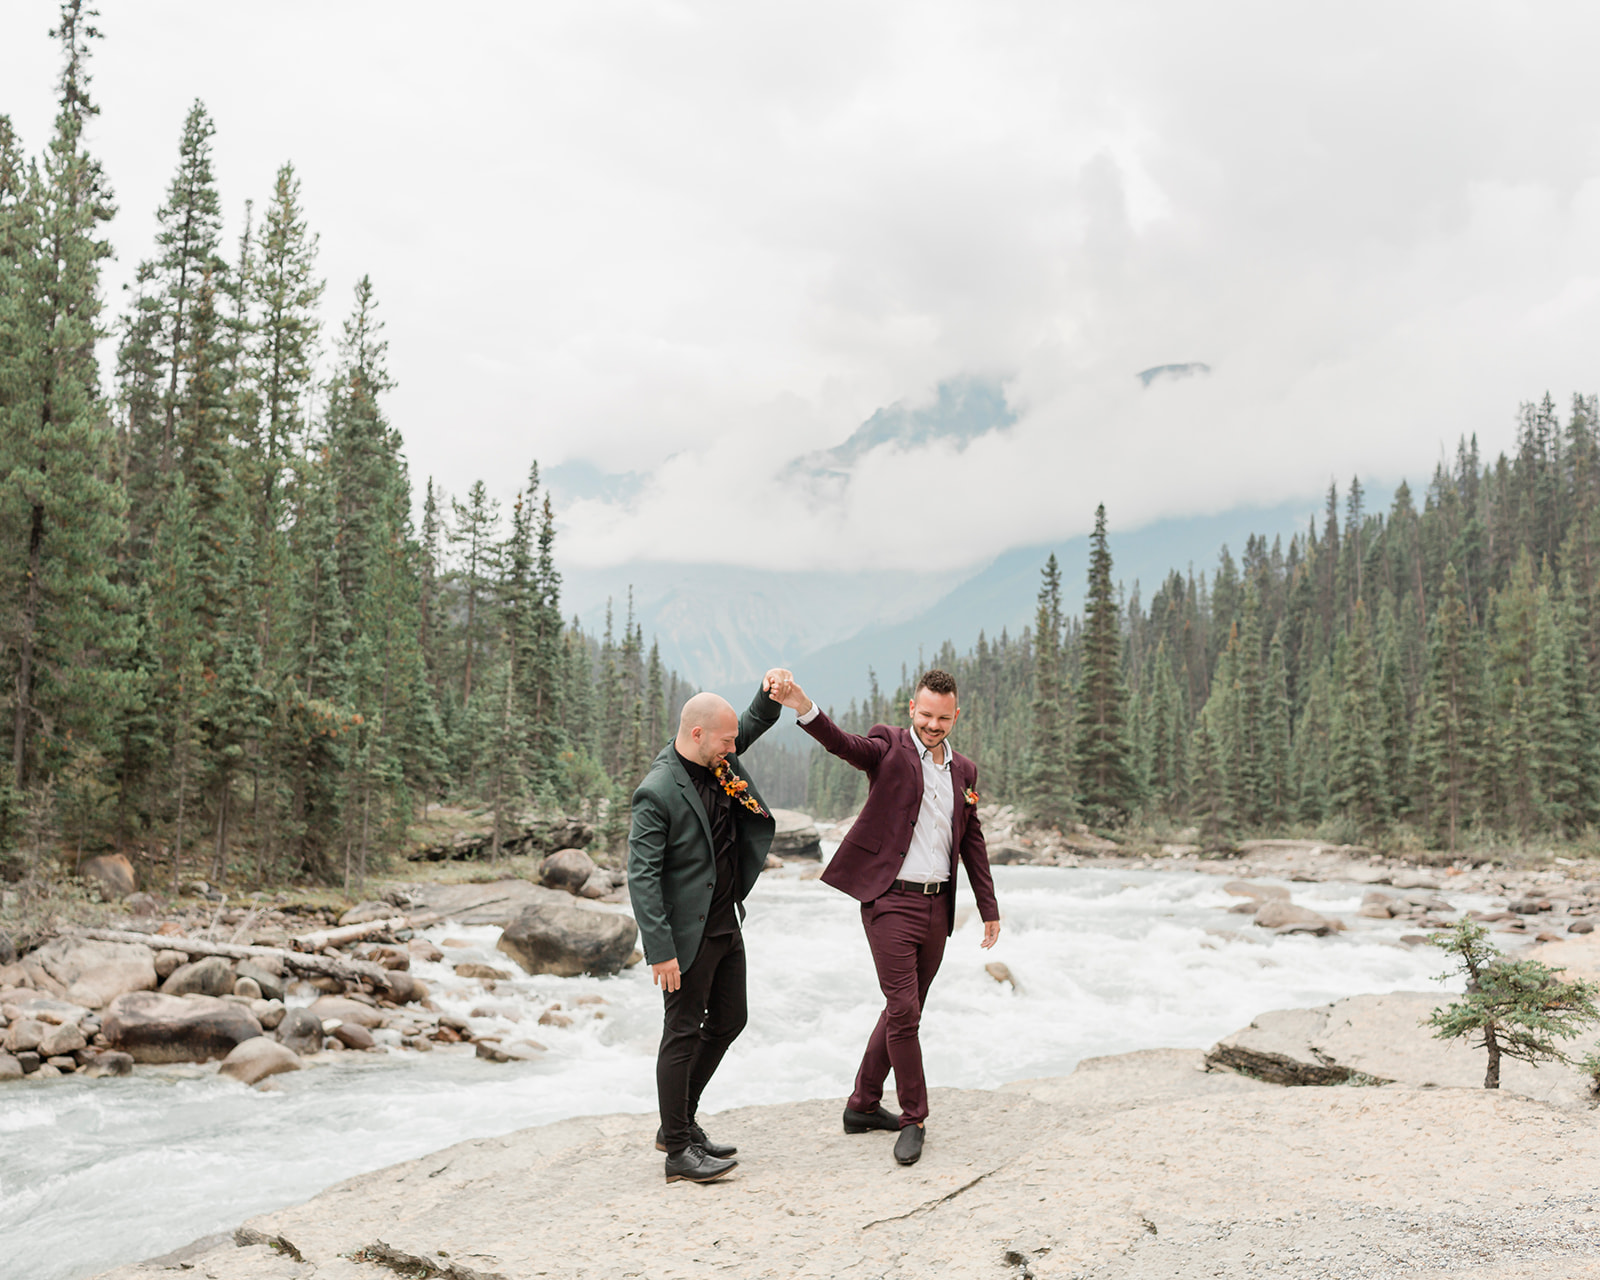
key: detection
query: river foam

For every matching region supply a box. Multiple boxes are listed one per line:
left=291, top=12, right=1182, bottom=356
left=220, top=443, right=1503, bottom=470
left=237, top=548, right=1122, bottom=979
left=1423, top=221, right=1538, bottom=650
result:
left=3, top=866, right=1473, bottom=1280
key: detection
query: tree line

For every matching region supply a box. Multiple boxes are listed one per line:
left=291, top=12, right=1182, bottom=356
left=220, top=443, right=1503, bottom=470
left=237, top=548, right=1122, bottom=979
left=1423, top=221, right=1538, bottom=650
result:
left=0, top=7, right=688, bottom=888
left=811, top=401, right=1600, bottom=855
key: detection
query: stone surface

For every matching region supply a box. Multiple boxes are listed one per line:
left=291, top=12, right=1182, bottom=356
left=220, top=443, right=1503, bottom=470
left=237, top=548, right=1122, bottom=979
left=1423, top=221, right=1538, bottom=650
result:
left=985, top=841, right=1034, bottom=865
left=496, top=899, right=639, bottom=977
left=0, top=1051, right=21, bottom=1080
left=402, top=878, right=567, bottom=927
left=274, top=1008, right=324, bottom=1056
left=307, top=995, right=388, bottom=1029
left=337, top=901, right=397, bottom=927
left=219, top=1037, right=302, bottom=1086
left=768, top=808, right=823, bottom=860
left=252, top=999, right=286, bottom=1030
left=21, top=937, right=156, bottom=998
left=454, top=963, right=511, bottom=981
left=37, top=1022, right=86, bottom=1057
left=101, top=992, right=264, bottom=1063
left=1223, top=880, right=1290, bottom=901
left=4, top=1017, right=46, bottom=1053
left=160, top=955, right=236, bottom=997
left=539, top=848, right=599, bottom=894
left=152, top=949, right=186, bottom=980
left=1252, top=899, right=1335, bottom=931
left=79, top=853, right=137, bottom=899
left=232, top=976, right=263, bottom=1000
left=87, top=1049, right=1600, bottom=1280
left=84, top=1050, right=133, bottom=1077
left=329, top=1021, right=375, bottom=1051
left=234, top=962, right=285, bottom=1002
left=66, top=956, right=159, bottom=1009
left=475, top=1037, right=546, bottom=1063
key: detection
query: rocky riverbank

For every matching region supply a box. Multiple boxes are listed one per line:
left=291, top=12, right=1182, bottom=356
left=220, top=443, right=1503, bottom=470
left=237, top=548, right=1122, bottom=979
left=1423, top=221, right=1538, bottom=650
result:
left=91, top=1011, right=1600, bottom=1280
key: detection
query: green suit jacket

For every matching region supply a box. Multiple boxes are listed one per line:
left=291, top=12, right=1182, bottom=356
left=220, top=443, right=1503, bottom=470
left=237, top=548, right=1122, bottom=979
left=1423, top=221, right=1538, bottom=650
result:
left=627, top=687, right=780, bottom=973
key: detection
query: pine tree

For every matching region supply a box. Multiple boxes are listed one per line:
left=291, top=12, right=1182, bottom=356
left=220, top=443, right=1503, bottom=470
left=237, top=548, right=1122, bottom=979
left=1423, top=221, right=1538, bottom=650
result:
left=1074, top=507, right=1139, bottom=822
left=1329, top=600, right=1387, bottom=835
left=1417, top=563, right=1477, bottom=850
left=1024, top=553, right=1072, bottom=825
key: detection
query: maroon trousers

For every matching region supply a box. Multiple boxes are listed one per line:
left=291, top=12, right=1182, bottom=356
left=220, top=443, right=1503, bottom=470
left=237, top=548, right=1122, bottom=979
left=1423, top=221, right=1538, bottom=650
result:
left=847, top=888, right=949, bottom=1127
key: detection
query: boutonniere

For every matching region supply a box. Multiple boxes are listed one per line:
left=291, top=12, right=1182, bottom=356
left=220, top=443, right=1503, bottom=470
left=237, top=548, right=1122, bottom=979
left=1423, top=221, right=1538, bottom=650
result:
left=712, top=757, right=769, bottom=818
left=964, top=787, right=979, bottom=807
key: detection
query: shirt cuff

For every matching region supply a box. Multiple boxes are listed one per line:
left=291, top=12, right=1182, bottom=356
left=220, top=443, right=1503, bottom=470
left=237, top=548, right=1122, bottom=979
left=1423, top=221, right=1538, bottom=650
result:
left=796, top=703, right=820, bottom=725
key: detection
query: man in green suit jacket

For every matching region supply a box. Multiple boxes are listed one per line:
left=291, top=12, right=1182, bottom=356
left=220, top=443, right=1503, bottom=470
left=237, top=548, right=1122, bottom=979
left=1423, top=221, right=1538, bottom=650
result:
left=628, top=681, right=780, bottom=1183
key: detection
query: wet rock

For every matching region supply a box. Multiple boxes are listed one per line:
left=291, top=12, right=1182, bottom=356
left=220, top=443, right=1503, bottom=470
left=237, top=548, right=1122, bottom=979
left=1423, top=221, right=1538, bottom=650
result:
left=38, top=1022, right=87, bottom=1057
left=233, top=977, right=263, bottom=1000
left=79, top=853, right=137, bottom=899
left=33, top=1062, right=61, bottom=1079
left=160, top=955, right=235, bottom=997
left=329, top=1021, right=375, bottom=1050
left=275, top=1008, right=324, bottom=1056
left=235, top=961, right=285, bottom=1002
left=1253, top=901, right=1335, bottom=932
left=86, top=1049, right=133, bottom=1077
left=46, top=1055, right=78, bottom=1072
left=769, top=809, right=823, bottom=860
left=538, top=1009, right=573, bottom=1028
left=540, top=848, right=599, bottom=894
left=219, top=1036, right=302, bottom=1085
left=0, top=1052, right=21, bottom=1080
left=985, top=962, right=1019, bottom=991
left=455, top=963, right=511, bottom=981
left=102, top=992, right=264, bottom=1063
left=475, top=1038, right=546, bottom=1062
left=1571, top=920, right=1595, bottom=934
left=153, top=949, right=187, bottom=980
left=339, top=901, right=397, bottom=927
left=1227, top=900, right=1261, bottom=914
left=352, top=943, right=410, bottom=971
left=307, top=995, right=387, bottom=1029
left=1225, top=881, right=1291, bottom=901
left=407, top=938, right=444, bottom=963
left=15, top=1051, right=39, bottom=1073
left=496, top=900, right=639, bottom=977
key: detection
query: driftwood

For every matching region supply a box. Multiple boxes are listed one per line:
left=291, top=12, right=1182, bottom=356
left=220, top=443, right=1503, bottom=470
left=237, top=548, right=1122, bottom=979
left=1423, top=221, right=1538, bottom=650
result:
left=69, top=927, right=411, bottom=1000
left=291, top=913, right=442, bottom=951
left=409, top=817, right=594, bottom=863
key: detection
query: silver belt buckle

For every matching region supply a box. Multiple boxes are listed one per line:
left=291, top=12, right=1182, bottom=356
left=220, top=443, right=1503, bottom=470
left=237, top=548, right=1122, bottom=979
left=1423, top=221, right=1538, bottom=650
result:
left=921, top=880, right=939, bottom=895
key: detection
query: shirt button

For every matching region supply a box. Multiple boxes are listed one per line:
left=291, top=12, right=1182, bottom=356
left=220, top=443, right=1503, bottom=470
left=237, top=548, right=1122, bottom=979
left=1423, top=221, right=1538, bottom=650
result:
left=698, top=914, right=705, bottom=921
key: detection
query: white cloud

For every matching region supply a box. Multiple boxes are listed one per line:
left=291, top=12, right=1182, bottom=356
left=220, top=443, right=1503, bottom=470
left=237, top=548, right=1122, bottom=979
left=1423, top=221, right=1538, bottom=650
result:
left=5, top=0, right=1600, bottom=570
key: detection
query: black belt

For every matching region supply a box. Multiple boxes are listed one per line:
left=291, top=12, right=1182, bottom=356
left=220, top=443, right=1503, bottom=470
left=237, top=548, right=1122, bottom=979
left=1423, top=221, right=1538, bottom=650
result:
left=890, top=879, right=946, bottom=895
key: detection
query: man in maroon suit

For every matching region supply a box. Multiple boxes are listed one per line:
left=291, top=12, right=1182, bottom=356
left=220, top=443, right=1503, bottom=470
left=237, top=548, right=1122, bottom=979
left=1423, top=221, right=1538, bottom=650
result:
left=768, top=667, right=1000, bottom=1166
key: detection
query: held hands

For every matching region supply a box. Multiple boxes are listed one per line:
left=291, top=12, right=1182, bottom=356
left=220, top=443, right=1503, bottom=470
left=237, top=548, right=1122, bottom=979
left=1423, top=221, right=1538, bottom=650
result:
left=981, top=919, right=1002, bottom=949
left=652, top=958, right=682, bottom=992
left=762, top=667, right=812, bottom=715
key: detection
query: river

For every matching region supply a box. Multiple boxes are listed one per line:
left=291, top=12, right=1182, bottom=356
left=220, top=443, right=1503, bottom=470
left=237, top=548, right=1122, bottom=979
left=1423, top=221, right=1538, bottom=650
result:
left=2, top=864, right=1477, bottom=1280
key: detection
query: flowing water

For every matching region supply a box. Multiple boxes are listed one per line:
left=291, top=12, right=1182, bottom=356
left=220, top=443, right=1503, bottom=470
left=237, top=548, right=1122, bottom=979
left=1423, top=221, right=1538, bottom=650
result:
left=2, top=865, right=1481, bottom=1280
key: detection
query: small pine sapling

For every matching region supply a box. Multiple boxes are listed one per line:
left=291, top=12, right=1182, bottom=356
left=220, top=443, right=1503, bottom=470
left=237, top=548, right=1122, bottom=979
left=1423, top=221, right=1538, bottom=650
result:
left=1425, top=920, right=1600, bottom=1089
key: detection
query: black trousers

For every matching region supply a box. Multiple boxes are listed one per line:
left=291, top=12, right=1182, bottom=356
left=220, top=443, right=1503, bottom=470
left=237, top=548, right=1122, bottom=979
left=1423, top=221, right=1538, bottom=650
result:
left=656, top=930, right=747, bottom=1153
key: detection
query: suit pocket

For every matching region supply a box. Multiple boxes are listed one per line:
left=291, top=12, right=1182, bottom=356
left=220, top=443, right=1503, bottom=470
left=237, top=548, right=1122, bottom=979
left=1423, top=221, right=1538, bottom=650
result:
left=840, top=829, right=882, bottom=858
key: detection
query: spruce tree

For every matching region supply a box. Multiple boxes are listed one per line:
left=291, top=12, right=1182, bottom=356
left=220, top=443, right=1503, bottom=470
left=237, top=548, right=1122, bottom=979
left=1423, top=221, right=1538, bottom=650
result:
left=1417, top=564, right=1477, bottom=849
left=1073, top=506, right=1139, bottom=822
left=1023, top=553, right=1072, bottom=825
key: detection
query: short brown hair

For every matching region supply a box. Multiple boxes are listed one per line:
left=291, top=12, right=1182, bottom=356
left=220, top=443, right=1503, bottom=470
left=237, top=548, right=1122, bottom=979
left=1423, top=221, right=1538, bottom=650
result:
left=914, top=669, right=957, bottom=698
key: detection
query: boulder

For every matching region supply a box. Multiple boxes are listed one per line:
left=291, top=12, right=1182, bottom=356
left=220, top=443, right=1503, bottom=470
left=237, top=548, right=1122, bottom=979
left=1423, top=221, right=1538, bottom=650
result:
left=37, top=1022, right=86, bottom=1057
left=329, top=1021, right=375, bottom=1050
left=101, top=992, right=263, bottom=1063
left=338, top=900, right=397, bottom=927
left=252, top=999, right=286, bottom=1030
left=407, top=938, right=445, bottom=963
left=275, top=1008, right=324, bottom=1056
left=22, top=937, right=156, bottom=997
left=161, top=955, right=236, bottom=997
left=153, top=949, right=187, bottom=980
left=84, top=1049, right=133, bottom=1077
left=0, top=1052, right=21, bottom=1081
left=475, top=1038, right=546, bottom=1063
left=233, top=977, right=263, bottom=1000
left=455, top=963, right=511, bottom=981
left=540, top=848, right=599, bottom=894
left=233, top=961, right=285, bottom=1002
left=4, top=1018, right=47, bottom=1053
left=306, top=995, right=387, bottom=1029
left=9, top=996, right=89, bottom=1025
left=577, top=871, right=611, bottom=899
left=66, top=956, right=158, bottom=1009
left=496, top=900, right=639, bottom=977
left=1224, top=881, right=1291, bottom=901
left=79, top=853, right=137, bottom=899
left=219, top=1037, right=302, bottom=1086
left=1572, top=920, right=1595, bottom=935
left=1253, top=900, right=1336, bottom=932
left=768, top=809, right=823, bottom=860
left=0, top=930, right=14, bottom=966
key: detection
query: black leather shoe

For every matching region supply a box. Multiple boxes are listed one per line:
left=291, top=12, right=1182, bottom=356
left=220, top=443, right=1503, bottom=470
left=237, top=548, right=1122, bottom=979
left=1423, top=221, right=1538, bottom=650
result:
left=664, top=1143, right=738, bottom=1183
left=655, top=1123, right=736, bottom=1158
left=894, top=1124, right=924, bottom=1166
left=843, top=1105, right=899, bottom=1133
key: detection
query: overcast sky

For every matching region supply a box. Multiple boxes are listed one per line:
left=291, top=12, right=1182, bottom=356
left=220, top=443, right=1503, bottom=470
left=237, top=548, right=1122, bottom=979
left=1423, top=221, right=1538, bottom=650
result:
left=6, top=1, right=1600, bottom=572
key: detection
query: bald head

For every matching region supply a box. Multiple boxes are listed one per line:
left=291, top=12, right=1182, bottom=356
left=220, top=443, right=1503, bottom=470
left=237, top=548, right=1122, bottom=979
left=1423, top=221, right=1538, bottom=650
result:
left=676, top=693, right=740, bottom=767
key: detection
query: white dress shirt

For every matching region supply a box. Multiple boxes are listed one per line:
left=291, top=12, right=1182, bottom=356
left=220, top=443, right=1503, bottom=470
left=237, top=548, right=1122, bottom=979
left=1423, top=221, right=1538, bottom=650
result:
left=796, top=702, right=955, bottom=882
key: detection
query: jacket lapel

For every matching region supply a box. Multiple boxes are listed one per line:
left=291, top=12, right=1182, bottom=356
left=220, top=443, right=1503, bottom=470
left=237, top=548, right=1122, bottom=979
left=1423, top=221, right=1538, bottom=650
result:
left=665, top=751, right=714, bottom=850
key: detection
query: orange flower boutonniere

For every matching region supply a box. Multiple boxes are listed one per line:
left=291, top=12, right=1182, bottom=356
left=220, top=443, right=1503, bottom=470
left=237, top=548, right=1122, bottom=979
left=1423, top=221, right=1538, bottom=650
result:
left=964, top=787, right=980, bottom=807
left=712, top=757, right=769, bottom=818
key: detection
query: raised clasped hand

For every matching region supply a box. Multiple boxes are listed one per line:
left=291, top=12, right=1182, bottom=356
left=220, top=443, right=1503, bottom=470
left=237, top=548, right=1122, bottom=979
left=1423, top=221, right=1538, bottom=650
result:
left=763, top=667, right=808, bottom=711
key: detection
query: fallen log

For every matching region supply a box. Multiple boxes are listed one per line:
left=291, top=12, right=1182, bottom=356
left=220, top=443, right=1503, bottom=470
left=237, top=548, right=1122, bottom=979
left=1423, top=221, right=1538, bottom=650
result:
left=67, top=927, right=413, bottom=1001
left=291, top=912, right=443, bottom=951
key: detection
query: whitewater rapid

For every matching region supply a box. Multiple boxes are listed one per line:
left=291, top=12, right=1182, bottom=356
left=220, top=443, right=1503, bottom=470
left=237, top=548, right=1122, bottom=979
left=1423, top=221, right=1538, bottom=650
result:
left=3, top=865, right=1476, bottom=1280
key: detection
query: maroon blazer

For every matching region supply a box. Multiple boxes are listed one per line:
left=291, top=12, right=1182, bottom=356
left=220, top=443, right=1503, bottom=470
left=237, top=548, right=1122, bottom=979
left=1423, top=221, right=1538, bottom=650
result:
left=801, top=708, right=999, bottom=935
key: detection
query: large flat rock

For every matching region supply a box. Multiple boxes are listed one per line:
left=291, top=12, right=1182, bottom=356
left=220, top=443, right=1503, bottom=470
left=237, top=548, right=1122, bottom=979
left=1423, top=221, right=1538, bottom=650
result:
left=1207, top=991, right=1595, bottom=1106
left=93, top=1049, right=1600, bottom=1280
left=401, top=880, right=570, bottom=927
